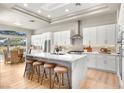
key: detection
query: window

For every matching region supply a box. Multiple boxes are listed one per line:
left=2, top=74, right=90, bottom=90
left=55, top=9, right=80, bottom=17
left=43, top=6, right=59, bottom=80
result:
left=0, top=30, right=26, bottom=37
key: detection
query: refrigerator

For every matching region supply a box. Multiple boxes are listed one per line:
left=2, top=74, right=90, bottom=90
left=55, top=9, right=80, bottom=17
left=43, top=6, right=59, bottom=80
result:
left=44, top=40, right=51, bottom=53
left=117, top=25, right=124, bottom=81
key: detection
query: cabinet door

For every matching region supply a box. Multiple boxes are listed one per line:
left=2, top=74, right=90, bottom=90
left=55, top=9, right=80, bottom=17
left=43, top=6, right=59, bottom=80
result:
left=53, top=32, right=58, bottom=45
left=96, top=26, right=107, bottom=45
left=83, top=28, right=90, bottom=45
left=88, top=55, right=97, bottom=68
left=96, top=55, right=106, bottom=70
left=59, top=32, right=63, bottom=45
left=106, top=24, right=116, bottom=45
left=65, top=31, right=71, bottom=45
left=106, top=56, right=116, bottom=72
left=96, top=55, right=116, bottom=72
left=89, top=27, right=97, bottom=46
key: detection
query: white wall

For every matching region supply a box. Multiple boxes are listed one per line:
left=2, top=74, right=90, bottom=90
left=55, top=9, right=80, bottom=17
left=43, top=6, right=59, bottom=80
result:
left=0, top=24, right=33, bottom=33
left=34, top=22, right=76, bottom=35
left=82, top=13, right=117, bottom=28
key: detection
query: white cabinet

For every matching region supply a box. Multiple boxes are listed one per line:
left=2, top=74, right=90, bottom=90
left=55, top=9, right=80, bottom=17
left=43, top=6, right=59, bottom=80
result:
left=96, top=26, right=107, bottom=45
left=87, top=54, right=117, bottom=72
left=53, top=32, right=58, bottom=45
left=96, top=55, right=106, bottom=70
left=106, top=56, right=116, bottom=72
left=96, top=24, right=116, bottom=45
left=106, top=24, right=116, bottom=45
left=53, top=30, right=71, bottom=46
left=96, top=55, right=116, bottom=72
left=83, top=24, right=116, bottom=46
left=83, top=28, right=90, bottom=45
left=87, top=54, right=97, bottom=68
left=90, top=27, right=97, bottom=46
left=83, top=27, right=96, bottom=46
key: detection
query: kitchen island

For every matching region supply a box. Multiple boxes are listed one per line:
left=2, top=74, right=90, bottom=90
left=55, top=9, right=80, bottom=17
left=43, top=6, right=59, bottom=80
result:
left=26, top=52, right=87, bottom=89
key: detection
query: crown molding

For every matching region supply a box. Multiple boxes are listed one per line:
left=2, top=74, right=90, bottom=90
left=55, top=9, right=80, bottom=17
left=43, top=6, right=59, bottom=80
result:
left=12, top=5, right=51, bottom=23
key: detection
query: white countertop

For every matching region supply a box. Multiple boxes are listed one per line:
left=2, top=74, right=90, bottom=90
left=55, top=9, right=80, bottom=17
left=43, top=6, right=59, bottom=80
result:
left=83, top=51, right=119, bottom=56
left=26, top=52, right=86, bottom=63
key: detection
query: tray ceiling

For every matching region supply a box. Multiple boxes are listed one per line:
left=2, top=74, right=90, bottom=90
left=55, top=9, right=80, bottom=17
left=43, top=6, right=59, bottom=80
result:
left=15, top=3, right=101, bottom=19
left=0, top=3, right=120, bottom=30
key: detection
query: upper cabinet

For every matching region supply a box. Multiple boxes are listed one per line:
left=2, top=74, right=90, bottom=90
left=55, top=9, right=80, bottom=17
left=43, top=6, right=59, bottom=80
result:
left=83, top=24, right=116, bottom=46
left=83, top=27, right=96, bottom=46
left=53, top=30, right=71, bottom=46
left=83, top=28, right=90, bottom=45
left=106, top=24, right=116, bottom=45
left=96, top=25, right=107, bottom=45
left=31, top=32, right=52, bottom=48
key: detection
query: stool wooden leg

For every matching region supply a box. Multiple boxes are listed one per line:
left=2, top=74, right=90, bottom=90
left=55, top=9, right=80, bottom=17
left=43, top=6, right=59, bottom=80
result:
left=30, top=66, right=35, bottom=80
left=49, top=68, right=52, bottom=89
left=28, top=72, right=31, bottom=80
left=58, top=74, right=61, bottom=89
left=23, top=63, right=27, bottom=77
left=41, top=68, right=45, bottom=85
left=28, top=65, right=33, bottom=80
left=52, top=73, right=56, bottom=89
left=37, top=65, right=40, bottom=83
left=36, top=66, right=38, bottom=75
left=44, top=69, right=47, bottom=78
left=56, top=73, right=59, bottom=83
left=28, top=68, right=32, bottom=80
left=66, top=72, right=71, bottom=89
left=61, top=73, right=64, bottom=86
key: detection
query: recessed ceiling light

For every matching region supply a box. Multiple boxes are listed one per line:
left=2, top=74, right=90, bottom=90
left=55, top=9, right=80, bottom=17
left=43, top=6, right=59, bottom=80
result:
left=14, top=22, right=21, bottom=26
left=48, top=15, right=51, bottom=18
left=29, top=20, right=35, bottom=22
left=23, top=3, right=28, bottom=7
left=65, top=9, right=69, bottom=12
left=37, top=10, right=42, bottom=13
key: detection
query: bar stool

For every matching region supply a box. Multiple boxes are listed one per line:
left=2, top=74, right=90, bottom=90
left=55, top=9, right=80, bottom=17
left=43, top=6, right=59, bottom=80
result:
left=30, top=61, right=44, bottom=83
left=40, top=63, right=55, bottom=88
left=52, top=66, right=70, bottom=89
left=23, top=59, right=34, bottom=78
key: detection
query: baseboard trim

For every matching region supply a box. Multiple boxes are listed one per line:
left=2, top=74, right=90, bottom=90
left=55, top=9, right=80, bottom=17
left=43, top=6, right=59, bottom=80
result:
left=87, top=67, right=116, bottom=73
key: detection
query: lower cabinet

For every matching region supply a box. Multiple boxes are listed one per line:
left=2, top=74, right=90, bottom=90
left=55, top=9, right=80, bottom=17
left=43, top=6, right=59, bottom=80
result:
left=105, top=56, right=116, bottom=72
left=87, top=54, right=97, bottom=68
left=87, top=54, right=117, bottom=73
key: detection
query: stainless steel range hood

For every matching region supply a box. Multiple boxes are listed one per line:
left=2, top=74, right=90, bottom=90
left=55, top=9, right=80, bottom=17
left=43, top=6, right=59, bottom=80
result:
left=71, top=20, right=83, bottom=39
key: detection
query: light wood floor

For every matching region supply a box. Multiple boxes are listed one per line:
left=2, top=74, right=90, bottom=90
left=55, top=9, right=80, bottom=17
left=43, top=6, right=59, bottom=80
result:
left=80, top=69, right=120, bottom=89
left=0, top=63, right=120, bottom=89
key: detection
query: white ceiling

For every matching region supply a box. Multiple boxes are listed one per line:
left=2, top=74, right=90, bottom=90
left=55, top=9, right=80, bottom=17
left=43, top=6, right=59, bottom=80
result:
left=0, top=3, right=120, bottom=30
left=16, top=3, right=100, bottom=19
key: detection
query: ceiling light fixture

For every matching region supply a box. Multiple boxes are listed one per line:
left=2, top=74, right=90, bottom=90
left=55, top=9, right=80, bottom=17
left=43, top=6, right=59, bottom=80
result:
left=14, top=22, right=22, bottom=26
left=65, top=9, right=69, bottom=12
left=23, top=3, right=28, bottom=7
left=37, top=10, right=42, bottom=13
left=29, top=20, right=35, bottom=22
left=48, top=15, right=51, bottom=18
left=75, top=3, right=81, bottom=6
